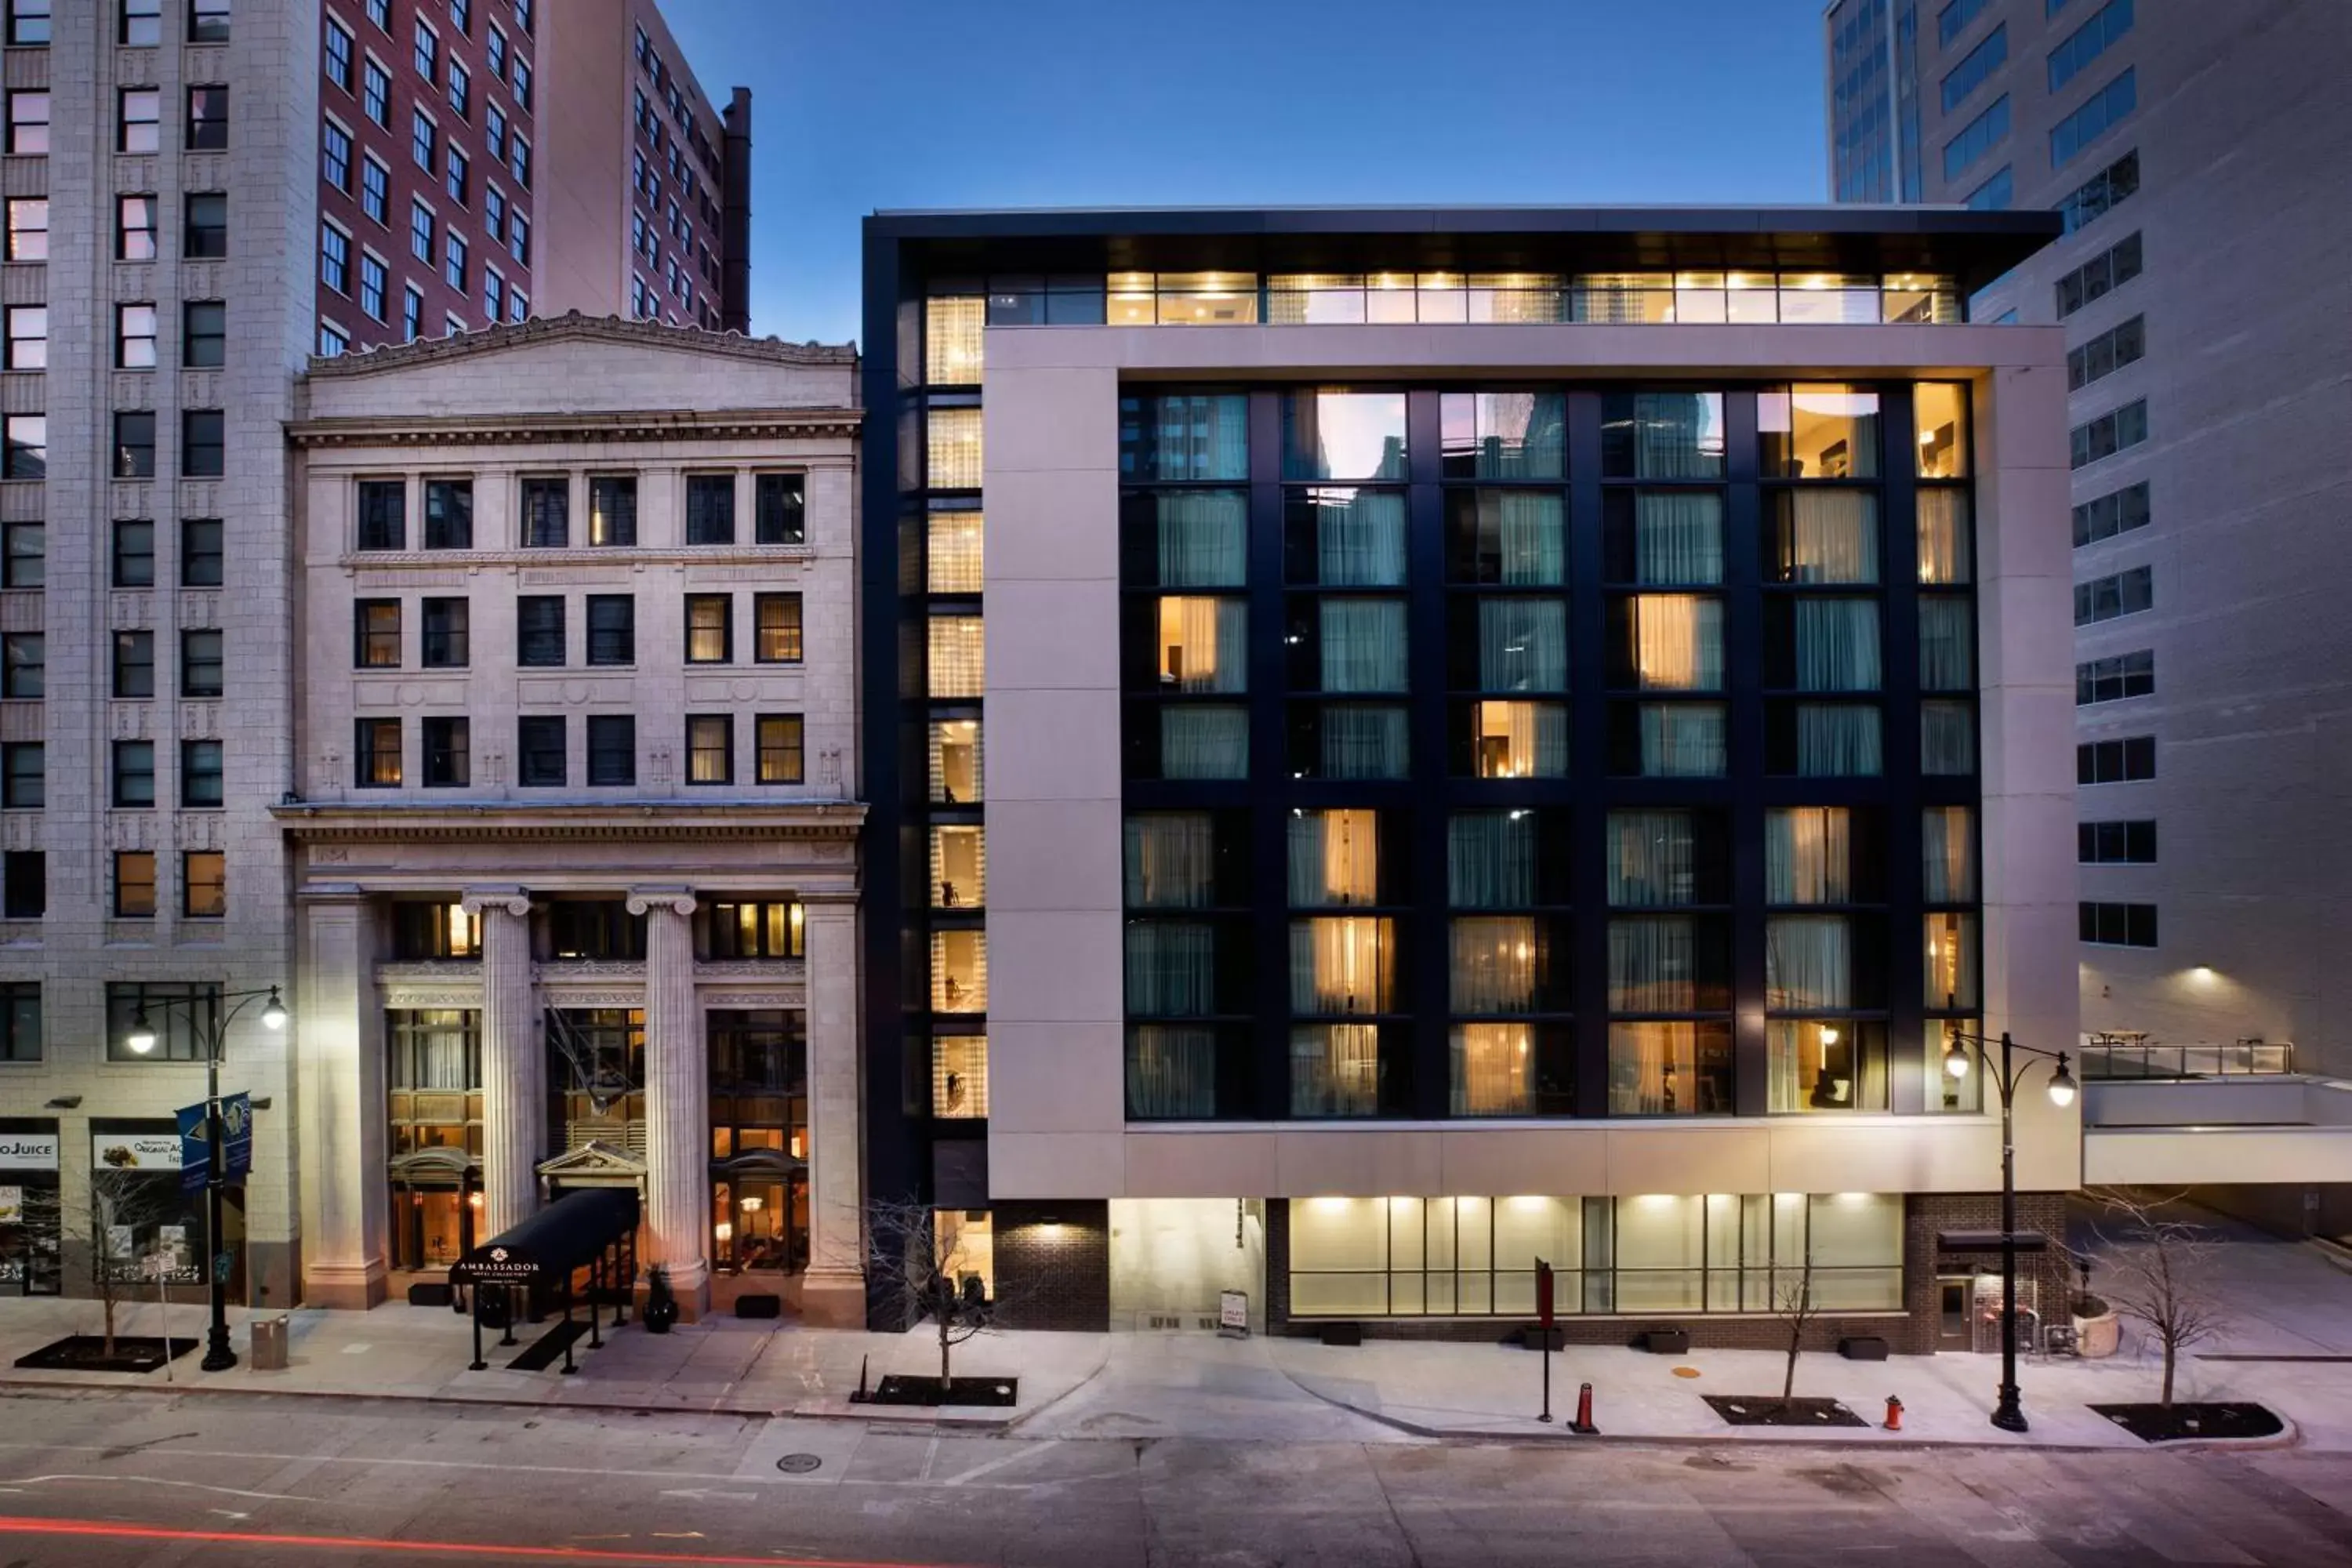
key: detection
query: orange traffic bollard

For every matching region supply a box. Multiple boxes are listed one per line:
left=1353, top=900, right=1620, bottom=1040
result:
left=1884, top=1395, right=1904, bottom=1431
left=1571, top=1381, right=1598, bottom=1435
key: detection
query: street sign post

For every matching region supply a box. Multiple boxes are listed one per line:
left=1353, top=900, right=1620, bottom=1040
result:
left=1535, top=1258, right=1555, bottom=1423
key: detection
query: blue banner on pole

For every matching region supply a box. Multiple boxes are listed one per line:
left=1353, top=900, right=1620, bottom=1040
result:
left=175, top=1094, right=252, bottom=1191
left=175, top=1103, right=207, bottom=1192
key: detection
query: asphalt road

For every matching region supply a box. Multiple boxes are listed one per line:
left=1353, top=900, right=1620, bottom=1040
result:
left=0, top=1388, right=2348, bottom=1567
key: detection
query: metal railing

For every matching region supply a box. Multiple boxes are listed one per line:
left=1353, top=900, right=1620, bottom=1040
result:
left=2078, top=1036, right=2295, bottom=1080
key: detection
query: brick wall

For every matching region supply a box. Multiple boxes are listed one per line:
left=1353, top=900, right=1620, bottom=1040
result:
left=990, top=1200, right=1109, bottom=1332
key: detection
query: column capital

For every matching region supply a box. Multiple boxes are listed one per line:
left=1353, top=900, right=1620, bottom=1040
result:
left=626, top=887, right=699, bottom=918
left=461, top=885, right=533, bottom=917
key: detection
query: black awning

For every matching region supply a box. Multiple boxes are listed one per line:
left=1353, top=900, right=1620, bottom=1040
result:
left=1936, top=1229, right=2049, bottom=1255
left=452, top=1187, right=639, bottom=1285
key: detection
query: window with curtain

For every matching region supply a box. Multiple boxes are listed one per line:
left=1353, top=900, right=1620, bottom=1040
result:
left=1601, top=392, right=1725, bottom=478
left=1125, top=921, right=1220, bottom=1015
left=1766, top=808, right=1850, bottom=904
left=1125, top=813, right=1218, bottom=909
left=1290, top=916, right=1396, bottom=1014
left=931, top=929, right=986, bottom=1013
left=1291, top=1025, right=1380, bottom=1116
left=1447, top=490, right=1565, bottom=585
left=1308, top=705, right=1409, bottom=779
left=927, top=615, right=984, bottom=697
left=1440, top=391, right=1566, bottom=479
left=1157, top=597, right=1247, bottom=692
left=1792, top=598, right=1882, bottom=691
left=1451, top=916, right=1543, bottom=1013
left=927, top=405, right=982, bottom=488
left=1922, top=700, right=1976, bottom=775
left=1608, top=491, right=1723, bottom=584
left=1607, top=811, right=1697, bottom=906
left=1916, top=490, right=1973, bottom=583
left=1768, top=1020, right=1889, bottom=1112
left=1608, top=917, right=1698, bottom=1011
left=1138, top=489, right=1247, bottom=587
left=1919, top=597, right=1975, bottom=690
left=1472, top=598, right=1567, bottom=692
left=1761, top=384, right=1880, bottom=478
left=1766, top=916, right=1852, bottom=1011
left=1606, top=1021, right=1733, bottom=1114
left=1120, top=392, right=1247, bottom=482
left=1922, top=807, right=1976, bottom=902
left=1915, top=383, right=1969, bottom=477
left=1449, top=812, right=1538, bottom=909
left=1924, top=912, right=1979, bottom=1010
left=1450, top=1023, right=1534, bottom=1114
left=1160, top=706, right=1248, bottom=779
left=1629, top=703, right=1726, bottom=777
left=1770, top=492, right=1880, bottom=583
left=1793, top=704, right=1883, bottom=776
left=1287, top=809, right=1380, bottom=906
left=1283, top=390, right=1407, bottom=481
left=1127, top=1025, right=1216, bottom=1117
left=1289, top=488, right=1406, bottom=586
left=926, top=510, right=983, bottom=593
left=1312, top=598, right=1406, bottom=691
left=1621, top=594, right=1722, bottom=690
left=924, top=295, right=984, bottom=385
left=1468, top=701, right=1568, bottom=779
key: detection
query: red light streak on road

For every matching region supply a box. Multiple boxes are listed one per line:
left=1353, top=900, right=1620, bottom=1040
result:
left=0, top=1515, right=962, bottom=1568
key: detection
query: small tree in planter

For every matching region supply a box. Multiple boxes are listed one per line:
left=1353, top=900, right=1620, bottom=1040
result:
left=2090, top=1189, right=2230, bottom=1407
left=83, top=1168, right=183, bottom=1359
left=866, top=1198, right=995, bottom=1399
left=1773, top=1249, right=1821, bottom=1409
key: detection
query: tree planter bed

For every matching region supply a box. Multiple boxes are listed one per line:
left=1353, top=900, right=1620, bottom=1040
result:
left=2091, top=1402, right=2282, bottom=1443
left=1703, top=1394, right=1868, bottom=1428
left=855, top=1374, right=1018, bottom=1408
left=13, top=1334, right=198, bottom=1374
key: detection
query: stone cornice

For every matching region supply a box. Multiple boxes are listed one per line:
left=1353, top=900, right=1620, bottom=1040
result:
left=304, top=311, right=856, bottom=376
left=275, top=800, right=865, bottom=844
left=289, top=407, right=864, bottom=449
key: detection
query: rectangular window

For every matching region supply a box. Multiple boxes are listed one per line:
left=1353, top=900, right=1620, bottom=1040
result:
left=361, top=155, right=390, bottom=224
left=2075, top=649, right=2154, bottom=705
left=443, top=231, right=466, bottom=291
left=586, top=714, right=634, bottom=786
left=185, top=193, right=227, bottom=258
left=684, top=593, right=730, bottom=663
left=118, top=88, right=160, bottom=154
left=0, top=978, right=34, bottom=1062
left=754, top=593, right=802, bottom=663
left=113, top=739, right=155, bottom=806
left=183, top=299, right=226, bottom=367
left=2, top=415, right=44, bottom=479
left=4, top=304, right=44, bottom=369
left=113, top=630, right=155, bottom=698
left=355, top=717, right=401, bottom=786
left=186, top=85, right=228, bottom=150
left=183, top=409, right=223, bottom=476
left=324, top=17, right=354, bottom=87
left=358, top=252, right=387, bottom=321
left=420, top=597, right=468, bottom=667
left=1937, top=0, right=1988, bottom=45
left=756, top=714, right=803, bottom=784
left=516, top=594, right=564, bottom=666
left=2077, top=735, right=2155, bottom=783
left=485, top=184, right=505, bottom=241
left=2056, top=232, right=2143, bottom=318
left=487, top=27, right=506, bottom=79
left=2052, top=68, right=2136, bottom=166
left=2070, top=399, right=2148, bottom=468
left=114, top=851, right=157, bottom=916
left=588, top=476, right=636, bottom=545
left=363, top=57, right=391, bottom=125
left=521, top=477, right=567, bottom=546
left=5, top=197, right=45, bottom=261
left=402, top=285, right=423, bottom=343
left=106, top=982, right=223, bottom=1062
left=182, top=517, right=223, bottom=585
left=2, top=851, right=42, bottom=920
left=180, top=628, right=223, bottom=696
left=1940, top=24, right=2006, bottom=112
left=509, top=134, right=529, bottom=188
left=446, top=147, right=469, bottom=207
left=517, top=714, right=565, bottom=787
left=320, top=221, right=350, bottom=292
left=114, top=412, right=156, bottom=478
left=183, top=850, right=226, bottom=917
left=686, top=714, right=732, bottom=784
left=482, top=269, right=503, bottom=321
left=354, top=598, right=401, bottom=666
left=422, top=716, right=468, bottom=786
left=412, top=108, right=435, bottom=171
left=3, top=520, right=42, bottom=587
left=2079, top=819, right=2157, bottom=864
left=2074, top=564, right=2152, bottom=625
left=180, top=738, right=223, bottom=806
left=1965, top=167, right=2013, bottom=211
left=413, top=17, right=437, bottom=78
left=2080, top=900, right=2157, bottom=948
left=2059, top=148, right=2138, bottom=234
left=0, top=741, right=39, bottom=807
left=322, top=118, right=352, bottom=190
left=357, top=479, right=405, bottom=550
left=2074, top=485, right=2151, bottom=550
left=188, top=0, right=230, bottom=42
left=118, top=194, right=158, bottom=260
left=754, top=474, right=804, bottom=544
left=2049, top=0, right=2132, bottom=92
left=685, top=474, right=735, bottom=544
left=1941, top=94, right=2009, bottom=181
left=586, top=594, right=633, bottom=665
left=5, top=0, right=50, bottom=46
left=2, top=630, right=38, bottom=697
left=448, top=60, right=470, bottom=119
left=421, top=478, right=471, bottom=549
left=5, top=90, right=47, bottom=154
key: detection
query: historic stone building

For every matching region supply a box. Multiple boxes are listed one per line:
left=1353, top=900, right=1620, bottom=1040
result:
left=282, top=314, right=862, bottom=1322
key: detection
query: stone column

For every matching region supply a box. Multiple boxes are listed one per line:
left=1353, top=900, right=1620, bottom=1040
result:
left=297, top=886, right=387, bottom=1309
left=463, top=889, right=539, bottom=1240
left=800, top=898, right=866, bottom=1326
left=631, top=887, right=709, bottom=1316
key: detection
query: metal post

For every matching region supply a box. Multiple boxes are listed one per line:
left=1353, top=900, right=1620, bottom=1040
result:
left=200, top=1028, right=235, bottom=1374
left=1991, top=1029, right=2026, bottom=1433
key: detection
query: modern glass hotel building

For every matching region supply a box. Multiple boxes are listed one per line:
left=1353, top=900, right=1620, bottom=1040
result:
left=860, top=208, right=2081, bottom=1348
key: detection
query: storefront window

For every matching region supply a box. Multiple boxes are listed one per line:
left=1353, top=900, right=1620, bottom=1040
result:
left=546, top=1008, right=644, bottom=1151
left=0, top=1120, right=61, bottom=1294
left=709, top=1009, right=806, bottom=1274
left=386, top=1008, right=482, bottom=1271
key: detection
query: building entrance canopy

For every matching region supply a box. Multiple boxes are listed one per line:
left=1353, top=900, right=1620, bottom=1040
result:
left=452, top=1186, right=638, bottom=1287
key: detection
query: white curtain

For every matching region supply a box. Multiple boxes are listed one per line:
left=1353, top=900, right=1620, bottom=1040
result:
left=1475, top=701, right=1569, bottom=779
left=1635, top=492, right=1724, bottom=583
left=1159, top=597, right=1247, bottom=693
left=1123, top=922, right=1218, bottom=1016
left=1767, top=1022, right=1886, bottom=1112
left=1766, top=916, right=1851, bottom=1011
left=1479, top=599, right=1567, bottom=691
left=1608, top=1022, right=1699, bottom=1114
left=1451, top=1024, right=1534, bottom=1114
left=1287, top=809, right=1379, bottom=906
left=1448, top=812, right=1537, bottom=909
left=1795, top=598, right=1882, bottom=691
left=1631, top=595, right=1723, bottom=690
left=1490, top=491, right=1566, bottom=585
left=1124, top=813, right=1216, bottom=909
left=1633, top=393, right=1722, bottom=478
left=1312, top=490, right=1407, bottom=586
left=1451, top=916, right=1538, bottom=1013
left=1776, top=492, right=1879, bottom=583
left=1319, top=705, right=1409, bottom=779
left=1607, top=811, right=1695, bottom=906
left=1155, top=490, right=1248, bottom=586
left=1918, top=597, right=1975, bottom=691
left=1924, top=913, right=1980, bottom=1011
left=1607, top=917, right=1695, bottom=1011
left=1291, top=1025, right=1379, bottom=1116
left=1796, top=704, right=1883, bottom=776
left=1161, top=706, right=1248, bottom=779
left=1319, top=599, right=1406, bottom=692
left=1922, top=806, right=1976, bottom=902
left=1290, top=917, right=1395, bottom=1014
left=1921, top=701, right=1975, bottom=775
left=1766, top=808, right=1849, bottom=905
left=1639, top=703, right=1727, bottom=777
left=1127, top=1025, right=1216, bottom=1117
left=1915, top=490, right=1973, bottom=584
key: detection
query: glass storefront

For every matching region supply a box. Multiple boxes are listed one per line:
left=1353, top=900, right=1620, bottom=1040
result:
left=709, top=1008, right=807, bottom=1274
left=386, top=1008, right=483, bottom=1272
left=0, top=1119, right=60, bottom=1295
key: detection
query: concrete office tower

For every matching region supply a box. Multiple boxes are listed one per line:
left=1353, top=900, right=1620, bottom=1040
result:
left=860, top=208, right=2082, bottom=1351
left=1823, top=0, right=2352, bottom=1075
left=534, top=0, right=750, bottom=333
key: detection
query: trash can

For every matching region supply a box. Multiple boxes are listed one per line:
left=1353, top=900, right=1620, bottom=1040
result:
left=249, top=1316, right=290, bottom=1371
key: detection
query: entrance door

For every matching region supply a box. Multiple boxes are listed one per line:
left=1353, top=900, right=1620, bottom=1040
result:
left=1936, top=1276, right=1973, bottom=1352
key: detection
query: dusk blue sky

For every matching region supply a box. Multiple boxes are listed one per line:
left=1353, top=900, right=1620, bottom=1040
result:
left=656, top=1, right=1835, bottom=347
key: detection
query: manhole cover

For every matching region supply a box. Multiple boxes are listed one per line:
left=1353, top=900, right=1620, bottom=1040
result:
left=775, top=1454, right=823, bottom=1475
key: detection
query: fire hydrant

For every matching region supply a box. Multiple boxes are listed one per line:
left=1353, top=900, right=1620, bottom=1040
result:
left=1884, top=1396, right=1904, bottom=1431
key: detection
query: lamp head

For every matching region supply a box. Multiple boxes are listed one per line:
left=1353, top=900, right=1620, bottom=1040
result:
left=1818, top=1024, right=1840, bottom=1047
left=1943, top=1033, right=1971, bottom=1080
left=2048, top=1053, right=2078, bottom=1109
left=125, top=1011, right=158, bottom=1055
left=260, top=986, right=288, bottom=1030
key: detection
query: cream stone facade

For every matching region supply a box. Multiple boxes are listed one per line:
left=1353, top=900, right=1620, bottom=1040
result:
left=282, top=316, right=863, bottom=1323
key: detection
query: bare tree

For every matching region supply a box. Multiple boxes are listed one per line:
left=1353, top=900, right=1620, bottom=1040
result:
left=865, top=1197, right=1066, bottom=1397
left=2089, top=1189, right=2232, bottom=1408
left=82, top=1168, right=186, bottom=1358
left=1771, top=1249, right=1821, bottom=1408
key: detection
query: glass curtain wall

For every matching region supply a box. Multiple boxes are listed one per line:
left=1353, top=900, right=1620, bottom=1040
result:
left=1601, top=393, right=1728, bottom=778
left=1763, top=385, right=1886, bottom=778
left=1915, top=384, right=1983, bottom=1109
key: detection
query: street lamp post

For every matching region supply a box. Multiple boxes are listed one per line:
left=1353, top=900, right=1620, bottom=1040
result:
left=123, top=984, right=287, bottom=1373
left=1942, top=1022, right=2077, bottom=1434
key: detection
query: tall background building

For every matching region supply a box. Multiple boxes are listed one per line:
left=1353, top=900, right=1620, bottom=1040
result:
left=1824, top=0, right=2352, bottom=1077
